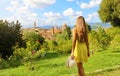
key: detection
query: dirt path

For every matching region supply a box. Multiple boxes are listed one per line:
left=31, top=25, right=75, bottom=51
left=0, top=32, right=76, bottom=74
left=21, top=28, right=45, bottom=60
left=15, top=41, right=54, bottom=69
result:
left=95, top=69, right=120, bottom=76
left=87, top=69, right=120, bottom=76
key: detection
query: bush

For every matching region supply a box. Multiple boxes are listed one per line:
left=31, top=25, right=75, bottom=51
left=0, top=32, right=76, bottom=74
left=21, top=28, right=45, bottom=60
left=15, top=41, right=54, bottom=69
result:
left=12, top=41, right=43, bottom=62
left=106, top=27, right=120, bottom=40
left=57, top=40, right=72, bottom=53
left=47, top=40, right=58, bottom=52
left=0, top=57, right=9, bottom=69
left=90, top=26, right=110, bottom=52
left=54, top=26, right=72, bottom=53
left=109, top=34, right=120, bottom=51
left=23, top=30, right=44, bottom=45
left=8, top=55, right=22, bottom=67
left=105, top=27, right=120, bottom=50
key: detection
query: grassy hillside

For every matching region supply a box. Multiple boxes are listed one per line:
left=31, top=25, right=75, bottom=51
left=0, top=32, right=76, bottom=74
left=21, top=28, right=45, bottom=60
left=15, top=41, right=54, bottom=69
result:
left=0, top=49, right=120, bottom=76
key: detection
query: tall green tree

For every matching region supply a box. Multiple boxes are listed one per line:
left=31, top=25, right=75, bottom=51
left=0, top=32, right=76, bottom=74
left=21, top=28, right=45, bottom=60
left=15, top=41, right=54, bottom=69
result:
left=0, top=20, right=23, bottom=59
left=98, top=0, right=120, bottom=27
left=86, top=23, right=92, bottom=32
left=23, top=30, right=45, bottom=51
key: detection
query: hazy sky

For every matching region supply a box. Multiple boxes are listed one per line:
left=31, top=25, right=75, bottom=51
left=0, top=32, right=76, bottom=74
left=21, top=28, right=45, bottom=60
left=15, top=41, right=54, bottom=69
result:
left=0, top=0, right=102, bottom=28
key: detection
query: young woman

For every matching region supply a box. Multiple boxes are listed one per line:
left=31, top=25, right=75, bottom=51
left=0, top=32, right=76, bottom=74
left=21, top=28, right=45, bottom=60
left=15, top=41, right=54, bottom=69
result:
left=71, top=16, right=90, bottom=76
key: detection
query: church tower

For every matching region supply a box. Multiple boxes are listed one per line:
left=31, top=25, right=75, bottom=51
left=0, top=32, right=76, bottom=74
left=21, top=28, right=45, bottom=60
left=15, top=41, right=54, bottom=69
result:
left=34, top=21, right=36, bottom=29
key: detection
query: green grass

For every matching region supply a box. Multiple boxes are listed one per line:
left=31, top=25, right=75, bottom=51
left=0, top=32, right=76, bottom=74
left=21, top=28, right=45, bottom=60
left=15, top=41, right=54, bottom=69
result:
left=0, top=50, right=120, bottom=76
left=87, top=67, right=120, bottom=76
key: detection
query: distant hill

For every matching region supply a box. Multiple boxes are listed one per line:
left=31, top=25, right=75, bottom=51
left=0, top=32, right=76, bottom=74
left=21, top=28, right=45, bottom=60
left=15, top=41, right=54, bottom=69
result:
left=88, top=23, right=111, bottom=28
left=22, top=23, right=111, bottom=29
left=36, top=26, right=53, bottom=29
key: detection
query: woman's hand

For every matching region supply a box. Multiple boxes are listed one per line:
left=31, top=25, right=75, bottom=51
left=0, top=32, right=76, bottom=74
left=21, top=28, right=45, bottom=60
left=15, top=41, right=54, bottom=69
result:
left=71, top=52, right=74, bottom=60
left=88, top=52, right=90, bottom=57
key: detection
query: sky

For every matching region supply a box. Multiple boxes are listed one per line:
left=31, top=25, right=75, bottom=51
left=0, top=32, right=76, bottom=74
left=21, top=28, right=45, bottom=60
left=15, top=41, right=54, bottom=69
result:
left=0, top=0, right=102, bottom=28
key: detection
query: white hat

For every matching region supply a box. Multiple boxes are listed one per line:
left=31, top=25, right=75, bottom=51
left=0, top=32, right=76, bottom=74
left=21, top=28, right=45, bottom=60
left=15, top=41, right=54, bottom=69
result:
left=66, top=57, right=76, bottom=67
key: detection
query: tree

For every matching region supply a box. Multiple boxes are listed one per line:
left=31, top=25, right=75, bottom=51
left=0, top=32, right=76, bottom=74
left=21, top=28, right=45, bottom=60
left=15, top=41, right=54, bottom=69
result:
left=98, top=0, right=120, bottom=27
left=86, top=23, right=92, bottom=32
left=64, top=26, right=72, bottom=40
left=90, top=26, right=110, bottom=51
left=23, top=30, right=45, bottom=51
left=0, top=20, right=23, bottom=59
left=55, top=26, right=72, bottom=41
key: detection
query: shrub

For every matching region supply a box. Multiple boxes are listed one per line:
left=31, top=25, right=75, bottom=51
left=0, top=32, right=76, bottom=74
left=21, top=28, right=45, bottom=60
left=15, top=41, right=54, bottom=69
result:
left=89, top=30, right=100, bottom=52
left=57, top=40, right=72, bottom=53
left=54, top=26, right=72, bottom=53
left=106, top=27, right=120, bottom=40
left=109, top=34, right=120, bottom=51
left=47, top=40, right=58, bottom=52
left=23, top=30, right=44, bottom=44
left=105, top=27, right=120, bottom=50
left=90, top=26, right=110, bottom=52
left=0, top=57, right=9, bottom=69
left=8, top=55, right=22, bottom=67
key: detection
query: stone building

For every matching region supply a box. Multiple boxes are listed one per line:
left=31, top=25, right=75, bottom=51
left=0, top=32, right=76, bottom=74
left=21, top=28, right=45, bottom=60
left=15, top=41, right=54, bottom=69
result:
left=34, top=22, right=68, bottom=40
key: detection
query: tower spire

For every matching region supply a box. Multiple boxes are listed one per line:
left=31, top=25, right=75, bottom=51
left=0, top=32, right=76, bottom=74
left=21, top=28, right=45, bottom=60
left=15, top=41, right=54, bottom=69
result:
left=34, top=21, right=36, bottom=29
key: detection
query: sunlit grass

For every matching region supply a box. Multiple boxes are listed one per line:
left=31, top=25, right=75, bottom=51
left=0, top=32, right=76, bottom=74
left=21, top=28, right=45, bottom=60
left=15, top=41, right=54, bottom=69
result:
left=0, top=49, right=120, bottom=76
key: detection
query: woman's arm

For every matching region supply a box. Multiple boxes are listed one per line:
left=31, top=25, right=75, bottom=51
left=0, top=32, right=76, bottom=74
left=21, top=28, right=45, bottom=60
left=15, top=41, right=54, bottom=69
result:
left=85, top=25, right=90, bottom=57
left=86, top=32, right=90, bottom=57
left=71, top=28, right=76, bottom=59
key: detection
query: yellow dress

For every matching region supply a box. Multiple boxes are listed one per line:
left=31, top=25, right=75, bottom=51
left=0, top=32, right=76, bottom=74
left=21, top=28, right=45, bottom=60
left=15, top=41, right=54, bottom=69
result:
left=74, top=40, right=88, bottom=62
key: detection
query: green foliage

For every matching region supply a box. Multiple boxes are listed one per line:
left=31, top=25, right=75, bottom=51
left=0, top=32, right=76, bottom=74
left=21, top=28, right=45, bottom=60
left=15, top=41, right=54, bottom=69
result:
left=13, top=41, right=43, bottom=60
left=105, top=27, right=120, bottom=50
left=106, top=27, right=120, bottom=39
left=55, top=26, right=72, bottom=41
left=47, top=40, right=58, bottom=51
left=55, top=27, right=72, bottom=53
left=0, top=30, right=45, bottom=68
left=109, top=34, right=120, bottom=50
left=90, top=26, right=110, bottom=51
left=23, top=30, right=45, bottom=51
left=0, top=57, right=9, bottom=69
left=8, top=30, right=45, bottom=67
left=57, top=40, right=72, bottom=53
left=90, top=30, right=99, bottom=52
left=26, top=41, right=40, bottom=51
left=23, top=30, right=44, bottom=44
left=47, top=37, right=72, bottom=53
left=0, top=20, right=23, bottom=59
left=64, top=26, right=72, bottom=39
left=8, top=55, right=22, bottom=67
left=98, top=0, right=120, bottom=27
left=86, top=23, right=92, bottom=32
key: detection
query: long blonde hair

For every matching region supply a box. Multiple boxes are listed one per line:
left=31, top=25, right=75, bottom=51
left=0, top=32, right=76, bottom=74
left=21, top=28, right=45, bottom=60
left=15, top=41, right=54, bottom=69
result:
left=74, top=16, right=87, bottom=42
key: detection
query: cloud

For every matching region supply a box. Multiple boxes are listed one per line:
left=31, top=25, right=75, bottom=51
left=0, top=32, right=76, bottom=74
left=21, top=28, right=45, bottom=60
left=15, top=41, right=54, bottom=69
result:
left=63, top=8, right=82, bottom=18
left=86, top=12, right=100, bottom=22
left=5, top=0, right=58, bottom=27
left=43, top=12, right=61, bottom=20
left=6, top=0, right=20, bottom=12
left=41, top=12, right=62, bottom=26
left=23, top=0, right=56, bottom=8
left=80, top=0, right=102, bottom=9
left=5, top=0, right=38, bottom=28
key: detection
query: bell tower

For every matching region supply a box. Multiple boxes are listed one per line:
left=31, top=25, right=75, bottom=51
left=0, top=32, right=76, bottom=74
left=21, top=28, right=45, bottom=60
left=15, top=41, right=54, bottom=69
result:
left=34, top=21, right=36, bottom=29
